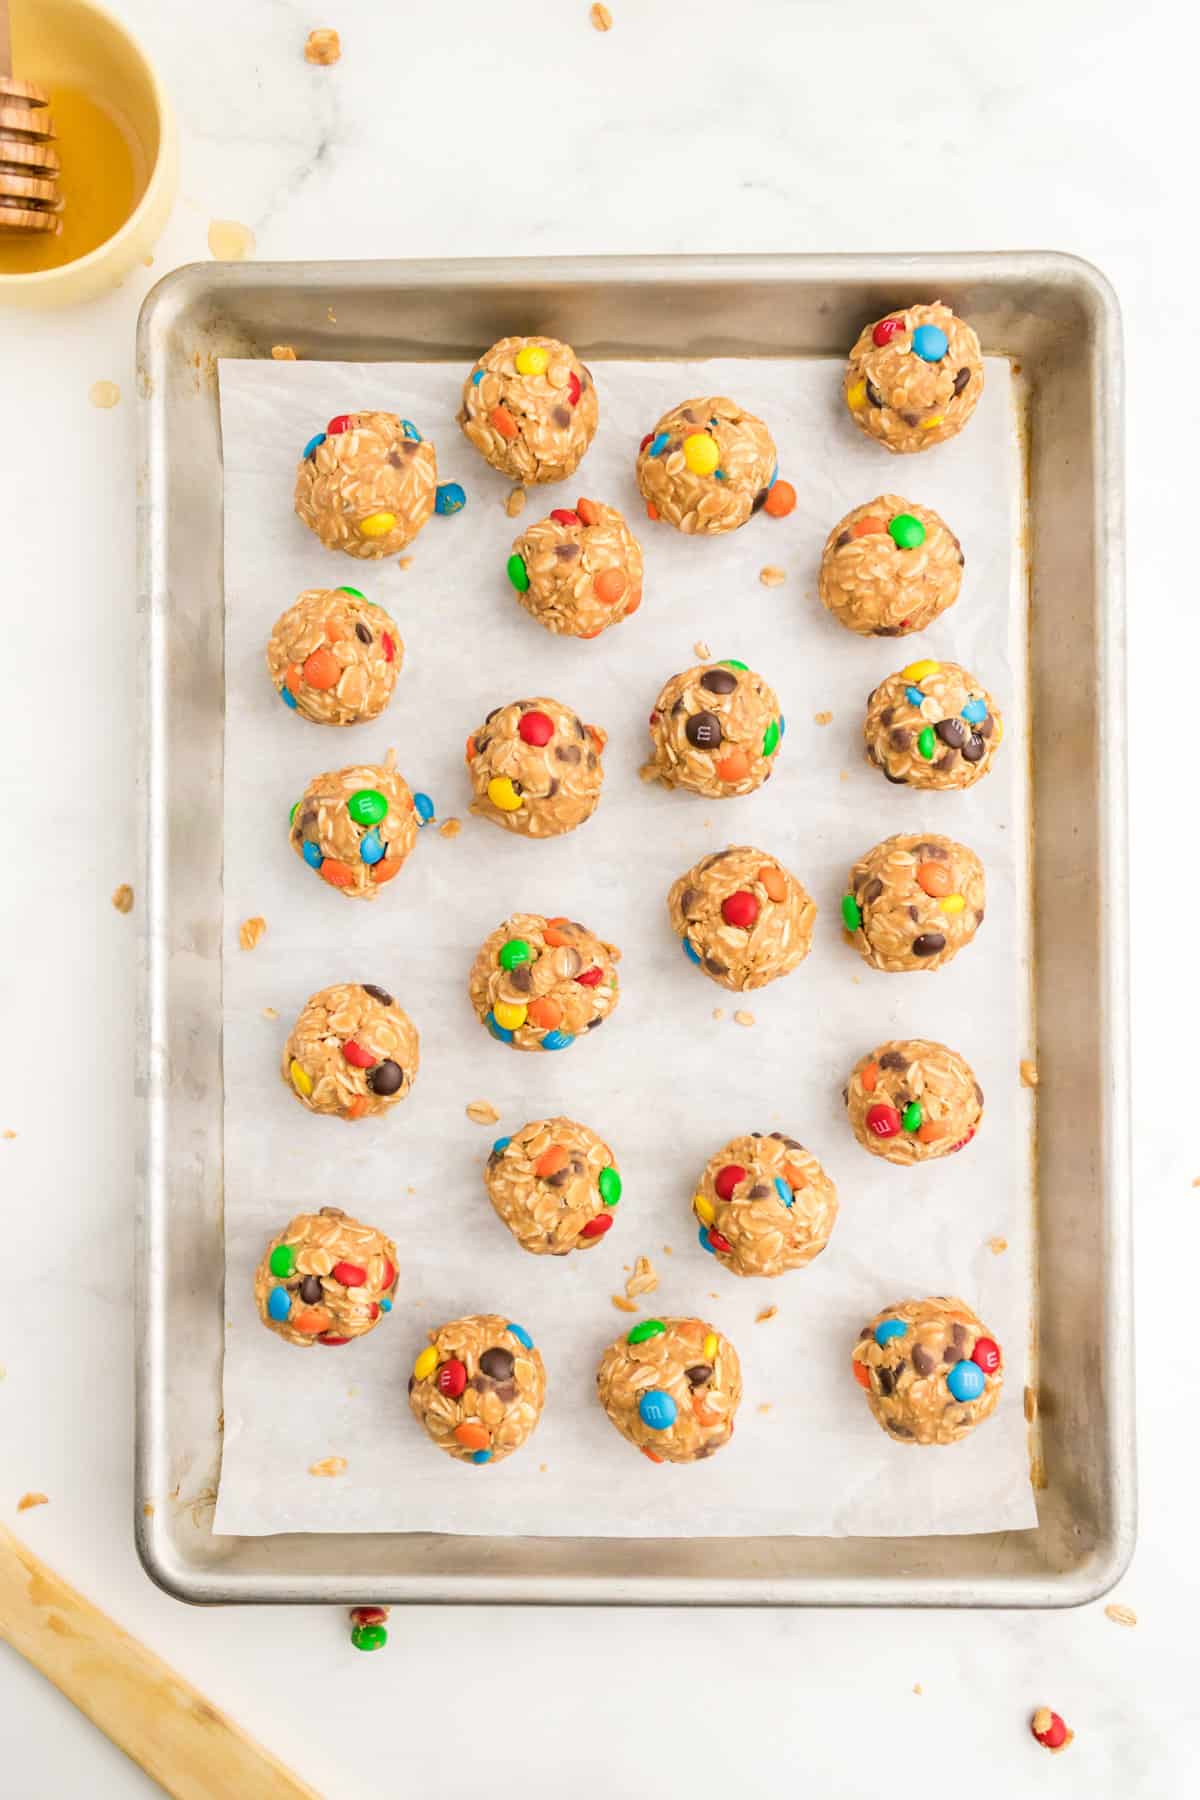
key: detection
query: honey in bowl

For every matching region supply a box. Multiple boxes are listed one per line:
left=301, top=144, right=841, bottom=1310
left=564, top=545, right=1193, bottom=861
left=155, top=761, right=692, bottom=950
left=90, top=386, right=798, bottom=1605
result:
left=0, top=81, right=143, bottom=274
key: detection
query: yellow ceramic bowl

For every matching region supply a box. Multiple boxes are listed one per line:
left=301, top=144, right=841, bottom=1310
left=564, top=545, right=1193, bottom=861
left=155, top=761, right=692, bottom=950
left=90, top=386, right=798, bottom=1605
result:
left=0, top=0, right=177, bottom=307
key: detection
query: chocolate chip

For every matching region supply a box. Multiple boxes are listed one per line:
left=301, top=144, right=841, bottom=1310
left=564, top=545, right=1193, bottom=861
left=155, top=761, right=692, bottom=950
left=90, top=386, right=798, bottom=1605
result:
left=319, top=1206, right=345, bottom=1217
left=879, top=707, right=894, bottom=727
left=841, top=1086, right=849, bottom=1105
left=362, top=984, right=393, bottom=1005
left=703, top=956, right=728, bottom=976
left=887, top=1421, right=913, bottom=1438
left=935, top=749, right=958, bottom=770
left=913, top=932, right=947, bottom=956
left=685, top=710, right=723, bottom=749
left=480, top=1347, right=515, bottom=1381
left=953, top=367, right=971, bottom=395
left=935, top=717, right=966, bottom=748
left=835, top=529, right=852, bottom=547
left=300, top=1275, right=323, bottom=1304
left=866, top=380, right=884, bottom=407
left=685, top=1363, right=712, bottom=1387
left=974, top=1083, right=984, bottom=1107
left=586, top=1016, right=603, bottom=1029
left=942, top=1345, right=956, bottom=1363
left=889, top=728, right=910, bottom=750
left=952, top=1322, right=968, bottom=1347
left=681, top=408, right=696, bottom=422
left=975, top=909, right=985, bottom=924
left=877, top=1367, right=895, bottom=1396
left=859, top=1326, right=873, bottom=1340
left=587, top=751, right=597, bottom=770
left=555, top=743, right=582, bottom=764
left=961, top=731, right=986, bottom=763
left=508, top=964, right=532, bottom=992
left=782, top=1136, right=803, bottom=1150
left=485, top=707, right=501, bottom=724
left=901, top=411, right=919, bottom=427
left=679, top=887, right=699, bottom=915
left=874, top=625, right=902, bottom=637
left=748, top=1182, right=771, bottom=1198
left=475, top=736, right=490, bottom=755
left=545, top=1168, right=571, bottom=1188
left=879, top=1051, right=907, bottom=1071
left=407, top=1376, right=415, bottom=1394
left=355, top=622, right=373, bottom=645
left=701, top=850, right=732, bottom=869
left=751, top=487, right=769, bottom=513
left=977, top=714, right=994, bottom=739
left=699, top=668, right=737, bottom=695
left=552, top=405, right=571, bottom=428
left=884, top=769, right=908, bottom=785
left=912, top=1344, right=935, bottom=1376
left=860, top=879, right=883, bottom=904
left=387, top=449, right=404, bottom=468
left=913, top=842, right=946, bottom=859
left=367, top=1060, right=403, bottom=1095
left=554, top=542, right=580, bottom=560
left=671, top=695, right=687, bottom=715
left=546, top=778, right=560, bottom=797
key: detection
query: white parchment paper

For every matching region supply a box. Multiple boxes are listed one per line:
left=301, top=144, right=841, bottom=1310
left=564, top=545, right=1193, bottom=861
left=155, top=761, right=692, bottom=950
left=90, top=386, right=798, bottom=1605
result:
left=215, top=353, right=1036, bottom=1537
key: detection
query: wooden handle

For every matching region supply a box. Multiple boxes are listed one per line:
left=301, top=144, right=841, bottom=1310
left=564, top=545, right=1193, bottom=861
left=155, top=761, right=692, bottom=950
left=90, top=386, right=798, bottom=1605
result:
left=0, top=0, right=11, bottom=84
left=0, top=1525, right=320, bottom=1800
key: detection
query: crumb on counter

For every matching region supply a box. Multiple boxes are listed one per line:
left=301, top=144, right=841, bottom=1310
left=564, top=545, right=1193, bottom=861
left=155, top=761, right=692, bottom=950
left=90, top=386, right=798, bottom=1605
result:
left=505, top=487, right=527, bottom=517
left=755, top=1305, right=778, bottom=1324
left=262, top=1006, right=278, bottom=1020
left=814, top=710, right=833, bottom=726
left=17, top=1493, right=49, bottom=1512
left=733, top=1009, right=755, bottom=1028
left=466, top=1100, right=500, bottom=1126
left=439, top=817, right=461, bottom=839
left=271, top=345, right=297, bottom=361
left=625, top=1256, right=658, bottom=1299
left=89, top=380, right=120, bottom=408
left=304, top=28, right=341, bottom=64
left=590, top=3, right=613, bottom=28
left=1020, top=1059, right=1039, bottom=1088
left=988, top=1235, right=1008, bottom=1255
left=239, top=916, right=267, bottom=951
left=308, top=1456, right=348, bottom=1477
left=1104, top=1603, right=1137, bottom=1628
left=611, top=1294, right=638, bottom=1313
left=112, top=883, right=134, bottom=914
left=759, top=565, right=786, bottom=587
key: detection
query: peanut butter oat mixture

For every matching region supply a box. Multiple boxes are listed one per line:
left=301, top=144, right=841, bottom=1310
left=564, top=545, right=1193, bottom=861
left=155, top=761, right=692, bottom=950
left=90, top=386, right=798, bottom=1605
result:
left=845, top=1039, right=982, bottom=1164
left=864, top=658, right=1002, bottom=790
left=468, top=913, right=620, bottom=1051
left=841, top=833, right=985, bottom=972
left=289, top=750, right=419, bottom=897
left=668, top=845, right=815, bottom=990
left=294, top=410, right=438, bottom=557
left=282, top=983, right=419, bottom=1120
left=844, top=301, right=984, bottom=453
left=485, top=1116, right=621, bottom=1254
left=643, top=660, right=783, bottom=798
left=851, top=1296, right=1002, bottom=1444
left=466, top=697, right=605, bottom=837
left=408, top=1316, right=546, bottom=1464
left=459, top=336, right=598, bottom=483
left=597, top=1317, right=742, bottom=1463
left=266, top=587, right=402, bottom=725
left=506, top=496, right=643, bottom=637
left=691, top=1133, right=838, bottom=1278
left=818, top=495, right=964, bottom=637
left=636, top=396, right=776, bottom=534
left=255, top=1208, right=398, bottom=1348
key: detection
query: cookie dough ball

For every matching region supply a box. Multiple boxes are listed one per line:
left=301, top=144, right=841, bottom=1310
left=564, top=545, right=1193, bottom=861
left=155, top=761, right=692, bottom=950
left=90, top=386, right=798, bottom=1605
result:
left=668, top=845, right=815, bottom=990
left=845, top=1039, right=982, bottom=1164
left=255, top=1207, right=398, bottom=1347
left=865, top=659, right=1002, bottom=790
left=467, top=698, right=605, bottom=838
left=636, top=397, right=776, bottom=534
left=851, top=1297, right=1003, bottom=1444
left=267, top=587, right=402, bottom=726
left=294, top=410, right=438, bottom=557
left=597, top=1318, right=741, bottom=1463
left=468, top=913, right=620, bottom=1051
left=692, top=1133, right=837, bottom=1278
left=289, top=752, right=420, bottom=898
left=408, top=1316, right=546, bottom=1464
left=506, top=497, right=644, bottom=638
left=842, top=834, right=985, bottom=972
left=485, top=1117, right=622, bottom=1255
left=818, top=496, right=963, bottom=637
left=844, top=301, right=984, bottom=454
left=459, top=336, right=598, bottom=483
left=282, top=983, right=419, bottom=1120
left=643, top=661, right=783, bottom=798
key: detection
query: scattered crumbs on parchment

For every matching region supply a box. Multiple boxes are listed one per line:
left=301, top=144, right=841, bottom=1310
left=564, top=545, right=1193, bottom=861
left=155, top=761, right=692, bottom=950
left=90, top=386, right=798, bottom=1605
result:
left=2, top=1131, right=15, bottom=1141
left=465, top=1100, right=500, bottom=1126
left=988, top=1235, right=1008, bottom=1255
left=327, top=306, right=337, bottom=324
left=271, top=345, right=297, bottom=361
left=755, top=1305, right=778, bottom=1325
left=611, top=1294, right=638, bottom=1313
left=89, top=380, right=120, bottom=409
left=505, top=487, right=527, bottom=517
left=539, top=1463, right=548, bottom=1473
left=1104, top=1603, right=1137, bottom=1628
left=913, top=1683, right=923, bottom=1696
left=112, top=883, right=134, bottom=914
left=398, top=556, right=413, bottom=571
left=851, top=975, right=861, bottom=985
left=17, top=1493, right=48, bottom=1512
left=1024, top=1386, right=1038, bottom=1423
left=733, top=1009, right=755, bottom=1028
left=304, top=27, right=341, bottom=64
left=813, top=710, right=833, bottom=726
left=712, top=1007, right=724, bottom=1021
left=262, top=1006, right=278, bottom=1020
left=439, top=817, right=461, bottom=839
left=239, top=916, right=267, bottom=951
left=207, top=219, right=255, bottom=262
left=759, top=565, right=786, bottom=587
left=590, top=2, right=613, bottom=28
left=407, top=1185, right=415, bottom=1195
left=662, top=1244, right=673, bottom=1255
left=1030, top=1454, right=1048, bottom=1490
left=707, top=1291, right=720, bottom=1300
left=308, top=1456, right=347, bottom=1478
left=1020, top=1059, right=1039, bottom=1088
left=693, top=639, right=712, bottom=660
left=143, top=1501, right=155, bottom=1517
left=839, top=768, right=849, bottom=781
left=626, top=1256, right=658, bottom=1299
left=757, top=1403, right=772, bottom=1415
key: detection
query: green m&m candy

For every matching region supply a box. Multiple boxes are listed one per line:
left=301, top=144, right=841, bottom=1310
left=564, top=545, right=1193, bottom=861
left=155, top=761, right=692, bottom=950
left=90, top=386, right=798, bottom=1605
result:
left=290, top=800, right=300, bottom=826
left=337, top=586, right=367, bottom=600
left=348, top=788, right=388, bottom=826
left=498, top=937, right=532, bottom=971
left=507, top=553, right=530, bottom=593
left=720, top=659, right=749, bottom=670
left=627, top=1319, right=666, bottom=1346
left=269, top=1243, right=296, bottom=1278
left=888, top=514, right=926, bottom=550
left=902, top=1102, right=923, bottom=1133
left=762, top=719, right=781, bottom=757
left=351, top=1623, right=388, bottom=1652
left=917, top=726, right=936, bottom=760
left=841, top=894, right=862, bottom=932
left=598, top=1166, right=622, bottom=1206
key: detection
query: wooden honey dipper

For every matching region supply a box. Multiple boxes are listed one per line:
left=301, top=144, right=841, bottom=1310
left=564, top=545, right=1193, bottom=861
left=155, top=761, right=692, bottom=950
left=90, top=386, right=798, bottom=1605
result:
left=0, top=0, right=63, bottom=235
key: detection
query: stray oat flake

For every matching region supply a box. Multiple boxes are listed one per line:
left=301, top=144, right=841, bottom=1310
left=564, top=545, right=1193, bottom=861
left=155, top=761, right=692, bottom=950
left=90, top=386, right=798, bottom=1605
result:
left=112, top=883, right=134, bottom=914
left=755, top=1305, right=778, bottom=1324
left=813, top=710, right=833, bottom=726
left=505, top=487, right=527, bottom=518
left=17, top=1492, right=48, bottom=1512
left=308, top=1456, right=347, bottom=1477
left=590, top=3, right=613, bottom=28
left=625, top=1256, right=658, bottom=1299
left=439, top=817, right=461, bottom=839
left=271, top=345, right=298, bottom=361
left=1104, top=1602, right=1137, bottom=1628
left=759, top=565, right=786, bottom=587
left=988, top=1235, right=1008, bottom=1255
left=239, top=916, right=267, bottom=951
left=304, top=28, right=341, bottom=64
left=611, top=1294, right=638, bottom=1313
left=693, top=639, right=712, bottom=660
left=733, top=1009, right=755, bottom=1028
left=1020, top=1059, right=1039, bottom=1087
left=466, top=1100, right=500, bottom=1126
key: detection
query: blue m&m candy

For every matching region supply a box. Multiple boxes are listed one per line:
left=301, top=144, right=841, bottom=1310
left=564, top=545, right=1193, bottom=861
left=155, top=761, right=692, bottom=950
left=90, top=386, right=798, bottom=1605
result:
left=471, top=368, right=485, bottom=386
left=912, top=323, right=949, bottom=363
left=905, top=686, right=926, bottom=707
left=638, top=1389, right=678, bottom=1431
left=874, top=1318, right=909, bottom=1348
left=400, top=419, right=421, bottom=441
left=302, top=840, right=323, bottom=870
left=698, top=1225, right=716, bottom=1255
left=413, top=792, right=435, bottom=824
left=380, top=1297, right=392, bottom=1312
left=649, top=432, right=669, bottom=457
left=947, top=1360, right=986, bottom=1402
left=961, top=696, right=988, bottom=723
left=486, top=1010, right=514, bottom=1044
left=472, top=1449, right=492, bottom=1464
left=280, top=684, right=298, bottom=710
left=436, top=482, right=466, bottom=516
left=682, top=938, right=701, bottom=966
left=359, top=829, right=385, bottom=865
left=773, top=1176, right=794, bottom=1207
left=267, top=1286, right=291, bottom=1323
left=541, top=1030, right=575, bottom=1051
left=506, top=1322, right=534, bottom=1349
left=302, top=432, right=326, bottom=461
left=492, top=1136, right=512, bottom=1155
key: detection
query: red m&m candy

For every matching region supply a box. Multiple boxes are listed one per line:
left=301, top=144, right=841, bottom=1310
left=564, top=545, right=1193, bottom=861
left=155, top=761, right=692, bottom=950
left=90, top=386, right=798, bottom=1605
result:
left=580, top=1213, right=613, bottom=1239
left=576, top=966, right=603, bottom=987
left=342, top=1039, right=376, bottom=1069
left=715, top=1164, right=745, bottom=1201
left=332, top=1261, right=366, bottom=1288
left=381, top=632, right=396, bottom=663
left=567, top=372, right=582, bottom=406
left=866, top=1104, right=902, bottom=1139
left=721, top=891, right=759, bottom=930
left=872, top=318, right=904, bottom=348
left=437, top=1358, right=467, bottom=1398
left=550, top=509, right=581, bottom=527
left=972, top=1337, right=1001, bottom=1375
left=518, top=710, right=555, bottom=746
left=708, top=1228, right=732, bottom=1253
left=326, top=414, right=352, bottom=434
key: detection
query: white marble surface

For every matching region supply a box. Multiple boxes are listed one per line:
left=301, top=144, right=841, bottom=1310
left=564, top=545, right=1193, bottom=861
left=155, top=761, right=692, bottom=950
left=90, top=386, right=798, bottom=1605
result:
left=1, top=0, right=1195, bottom=1794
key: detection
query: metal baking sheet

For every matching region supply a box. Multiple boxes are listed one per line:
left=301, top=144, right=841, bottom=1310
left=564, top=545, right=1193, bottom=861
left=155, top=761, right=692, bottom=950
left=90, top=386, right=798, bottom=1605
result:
left=135, top=253, right=1132, bottom=1605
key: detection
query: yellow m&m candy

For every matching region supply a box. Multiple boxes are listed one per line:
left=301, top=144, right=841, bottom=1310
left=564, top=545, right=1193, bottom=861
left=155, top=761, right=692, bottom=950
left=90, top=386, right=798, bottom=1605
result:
left=289, top=1060, right=313, bottom=1098
left=846, top=380, right=867, bottom=410
left=515, top=345, right=549, bottom=377
left=359, top=511, right=397, bottom=538
left=702, top=1332, right=719, bottom=1362
left=694, top=1193, right=715, bottom=1226
left=900, top=659, right=941, bottom=684
left=413, top=1346, right=439, bottom=1382
left=938, top=894, right=966, bottom=915
left=683, top=432, right=720, bottom=476
left=493, top=1001, right=528, bottom=1032
left=487, top=776, right=523, bottom=812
